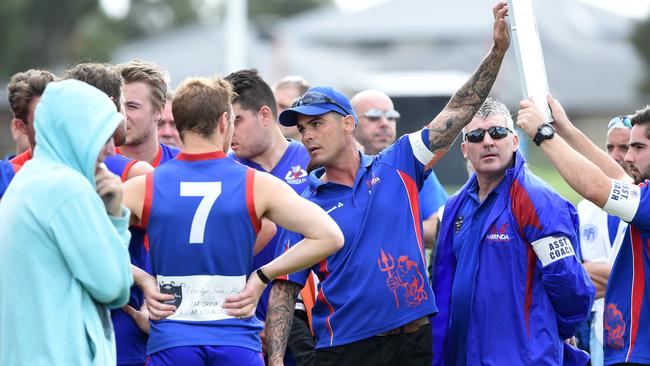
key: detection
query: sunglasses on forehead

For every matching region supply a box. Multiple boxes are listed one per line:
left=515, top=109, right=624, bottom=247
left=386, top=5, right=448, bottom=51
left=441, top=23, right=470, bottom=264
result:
left=464, top=126, right=512, bottom=143
left=292, top=92, right=352, bottom=116
left=362, top=108, right=401, bottom=121
left=607, top=115, right=632, bottom=129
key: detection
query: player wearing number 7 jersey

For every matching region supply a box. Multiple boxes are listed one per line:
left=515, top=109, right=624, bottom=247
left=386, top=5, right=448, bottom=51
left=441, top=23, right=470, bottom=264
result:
left=122, top=76, right=344, bottom=366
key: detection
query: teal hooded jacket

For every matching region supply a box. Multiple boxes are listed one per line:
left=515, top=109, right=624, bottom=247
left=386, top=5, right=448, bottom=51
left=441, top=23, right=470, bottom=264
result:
left=0, top=80, right=133, bottom=365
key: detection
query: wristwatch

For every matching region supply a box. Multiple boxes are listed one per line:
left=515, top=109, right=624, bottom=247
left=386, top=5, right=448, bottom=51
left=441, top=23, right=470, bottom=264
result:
left=533, top=123, right=556, bottom=146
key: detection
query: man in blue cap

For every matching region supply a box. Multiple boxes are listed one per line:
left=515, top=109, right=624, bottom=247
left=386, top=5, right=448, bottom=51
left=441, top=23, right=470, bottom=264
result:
left=265, top=3, right=510, bottom=365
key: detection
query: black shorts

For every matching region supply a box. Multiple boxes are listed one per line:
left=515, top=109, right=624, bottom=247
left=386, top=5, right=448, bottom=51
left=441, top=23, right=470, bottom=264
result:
left=314, top=323, right=432, bottom=366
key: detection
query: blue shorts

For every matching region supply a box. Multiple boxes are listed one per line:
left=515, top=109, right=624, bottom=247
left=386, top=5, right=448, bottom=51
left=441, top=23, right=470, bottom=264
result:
left=145, top=345, right=264, bottom=366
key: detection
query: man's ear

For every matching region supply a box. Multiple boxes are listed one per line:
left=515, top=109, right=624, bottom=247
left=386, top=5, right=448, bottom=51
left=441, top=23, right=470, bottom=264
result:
left=258, top=105, right=274, bottom=126
left=512, top=131, right=519, bottom=152
left=461, top=141, right=468, bottom=159
left=13, top=118, right=27, bottom=135
left=218, top=111, right=230, bottom=134
left=153, top=109, right=163, bottom=125
left=343, top=115, right=356, bottom=135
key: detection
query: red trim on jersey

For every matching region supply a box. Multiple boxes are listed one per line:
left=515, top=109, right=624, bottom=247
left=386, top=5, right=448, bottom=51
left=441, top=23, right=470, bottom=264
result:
left=396, top=170, right=425, bottom=263
left=626, top=226, right=645, bottom=362
left=121, top=159, right=139, bottom=182
left=317, top=288, right=335, bottom=346
left=9, top=149, right=32, bottom=167
left=509, top=178, right=542, bottom=336
left=149, top=145, right=162, bottom=167
left=319, top=258, right=330, bottom=279
left=522, top=246, right=536, bottom=337
left=301, top=273, right=317, bottom=335
left=144, top=234, right=150, bottom=252
left=246, top=169, right=261, bottom=234
left=141, top=172, right=154, bottom=228
left=176, top=150, right=227, bottom=161
left=11, top=163, right=20, bottom=174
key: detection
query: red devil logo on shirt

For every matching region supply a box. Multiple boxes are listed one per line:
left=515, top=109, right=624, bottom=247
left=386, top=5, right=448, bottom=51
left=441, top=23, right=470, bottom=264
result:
left=378, top=249, right=427, bottom=309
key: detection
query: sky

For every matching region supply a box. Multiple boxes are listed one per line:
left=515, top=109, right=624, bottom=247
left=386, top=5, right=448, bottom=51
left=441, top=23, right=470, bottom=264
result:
left=100, top=0, right=650, bottom=20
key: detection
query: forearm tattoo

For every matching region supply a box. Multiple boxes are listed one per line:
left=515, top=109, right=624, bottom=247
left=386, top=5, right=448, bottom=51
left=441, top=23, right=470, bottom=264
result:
left=428, top=49, right=504, bottom=153
left=266, top=280, right=301, bottom=364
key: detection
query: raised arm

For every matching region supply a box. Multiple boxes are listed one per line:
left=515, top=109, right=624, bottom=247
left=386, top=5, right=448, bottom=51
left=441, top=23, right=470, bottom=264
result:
left=517, top=99, right=626, bottom=208
left=426, top=2, right=510, bottom=162
left=538, top=96, right=630, bottom=181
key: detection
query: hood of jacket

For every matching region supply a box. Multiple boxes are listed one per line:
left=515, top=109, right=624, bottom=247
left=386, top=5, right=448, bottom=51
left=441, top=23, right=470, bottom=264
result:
left=32, top=79, right=123, bottom=187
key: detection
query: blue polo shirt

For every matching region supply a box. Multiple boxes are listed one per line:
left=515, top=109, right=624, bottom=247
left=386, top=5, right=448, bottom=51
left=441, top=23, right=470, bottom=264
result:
left=276, top=129, right=438, bottom=348
left=420, top=172, right=449, bottom=219
left=449, top=176, right=507, bottom=366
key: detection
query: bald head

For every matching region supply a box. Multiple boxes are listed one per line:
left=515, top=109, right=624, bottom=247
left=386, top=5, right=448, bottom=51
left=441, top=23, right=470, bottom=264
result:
left=351, top=89, right=397, bottom=155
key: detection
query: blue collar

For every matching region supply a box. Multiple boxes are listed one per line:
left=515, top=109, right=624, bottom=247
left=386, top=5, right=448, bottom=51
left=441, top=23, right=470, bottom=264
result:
left=308, top=152, right=373, bottom=192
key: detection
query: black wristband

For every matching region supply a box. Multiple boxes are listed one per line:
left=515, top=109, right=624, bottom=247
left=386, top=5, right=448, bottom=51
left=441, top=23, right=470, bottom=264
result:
left=256, top=268, right=271, bottom=284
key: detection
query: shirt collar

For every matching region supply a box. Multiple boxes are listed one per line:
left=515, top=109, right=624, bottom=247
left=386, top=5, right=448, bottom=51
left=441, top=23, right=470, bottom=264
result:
left=308, top=152, right=373, bottom=192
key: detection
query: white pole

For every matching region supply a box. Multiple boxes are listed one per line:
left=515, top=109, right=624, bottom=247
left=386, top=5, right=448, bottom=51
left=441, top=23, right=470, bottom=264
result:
left=224, top=0, right=248, bottom=73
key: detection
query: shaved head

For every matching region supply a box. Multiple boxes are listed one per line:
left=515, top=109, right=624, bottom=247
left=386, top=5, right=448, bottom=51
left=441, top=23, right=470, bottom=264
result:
left=351, top=89, right=397, bottom=155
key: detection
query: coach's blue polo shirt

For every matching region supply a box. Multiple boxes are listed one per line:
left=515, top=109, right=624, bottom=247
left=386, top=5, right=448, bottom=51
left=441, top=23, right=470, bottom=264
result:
left=276, top=129, right=438, bottom=349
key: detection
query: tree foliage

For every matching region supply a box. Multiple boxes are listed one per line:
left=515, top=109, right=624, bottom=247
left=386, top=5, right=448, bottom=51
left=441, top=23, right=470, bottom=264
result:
left=0, top=0, right=331, bottom=81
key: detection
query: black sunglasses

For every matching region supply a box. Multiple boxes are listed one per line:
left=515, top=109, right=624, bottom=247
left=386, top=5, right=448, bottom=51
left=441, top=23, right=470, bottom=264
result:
left=292, top=92, right=351, bottom=116
left=464, top=126, right=512, bottom=143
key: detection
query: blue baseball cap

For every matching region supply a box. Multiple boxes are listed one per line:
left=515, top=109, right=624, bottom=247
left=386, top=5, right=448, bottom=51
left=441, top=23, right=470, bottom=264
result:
left=279, top=86, right=358, bottom=127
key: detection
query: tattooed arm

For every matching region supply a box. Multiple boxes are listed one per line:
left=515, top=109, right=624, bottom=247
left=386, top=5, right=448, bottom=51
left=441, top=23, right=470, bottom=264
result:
left=426, top=2, right=510, bottom=159
left=266, top=280, right=302, bottom=366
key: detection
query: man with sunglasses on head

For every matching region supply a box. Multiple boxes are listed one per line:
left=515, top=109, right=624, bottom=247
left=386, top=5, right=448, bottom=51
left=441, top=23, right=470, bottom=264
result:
left=576, top=115, right=632, bottom=366
left=352, top=89, right=449, bottom=246
left=518, top=99, right=650, bottom=366
left=265, top=4, right=510, bottom=365
left=431, top=97, right=594, bottom=365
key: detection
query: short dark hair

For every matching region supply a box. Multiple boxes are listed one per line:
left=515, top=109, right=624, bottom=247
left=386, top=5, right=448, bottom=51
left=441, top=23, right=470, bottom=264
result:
left=225, top=69, right=278, bottom=119
left=631, top=105, right=650, bottom=139
left=63, top=63, right=123, bottom=111
left=7, top=69, right=56, bottom=121
left=173, top=76, right=234, bottom=139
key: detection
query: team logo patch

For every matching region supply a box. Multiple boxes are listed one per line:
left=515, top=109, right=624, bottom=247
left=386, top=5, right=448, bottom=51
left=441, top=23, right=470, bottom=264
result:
left=486, top=223, right=511, bottom=242
left=378, top=249, right=428, bottom=309
left=365, top=174, right=381, bottom=188
left=454, top=216, right=464, bottom=233
left=604, top=303, right=626, bottom=350
left=159, top=281, right=183, bottom=308
left=581, top=224, right=598, bottom=242
left=284, top=165, right=307, bottom=185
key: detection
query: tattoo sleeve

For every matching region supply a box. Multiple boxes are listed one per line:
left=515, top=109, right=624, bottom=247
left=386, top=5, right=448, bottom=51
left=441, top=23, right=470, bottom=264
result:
left=427, top=48, right=505, bottom=154
left=266, top=280, right=301, bottom=365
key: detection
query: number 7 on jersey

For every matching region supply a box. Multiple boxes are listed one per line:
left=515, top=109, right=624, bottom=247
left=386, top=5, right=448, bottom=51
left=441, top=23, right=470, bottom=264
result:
left=180, top=182, right=222, bottom=244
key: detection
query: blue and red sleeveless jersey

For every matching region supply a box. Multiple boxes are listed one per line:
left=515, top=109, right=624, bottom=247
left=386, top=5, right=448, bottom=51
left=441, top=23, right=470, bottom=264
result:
left=0, top=161, right=17, bottom=198
left=143, top=150, right=263, bottom=355
left=103, top=153, right=138, bottom=182
left=604, top=180, right=650, bottom=365
left=229, top=140, right=310, bottom=320
left=112, top=143, right=179, bottom=365
left=276, top=130, right=438, bottom=348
